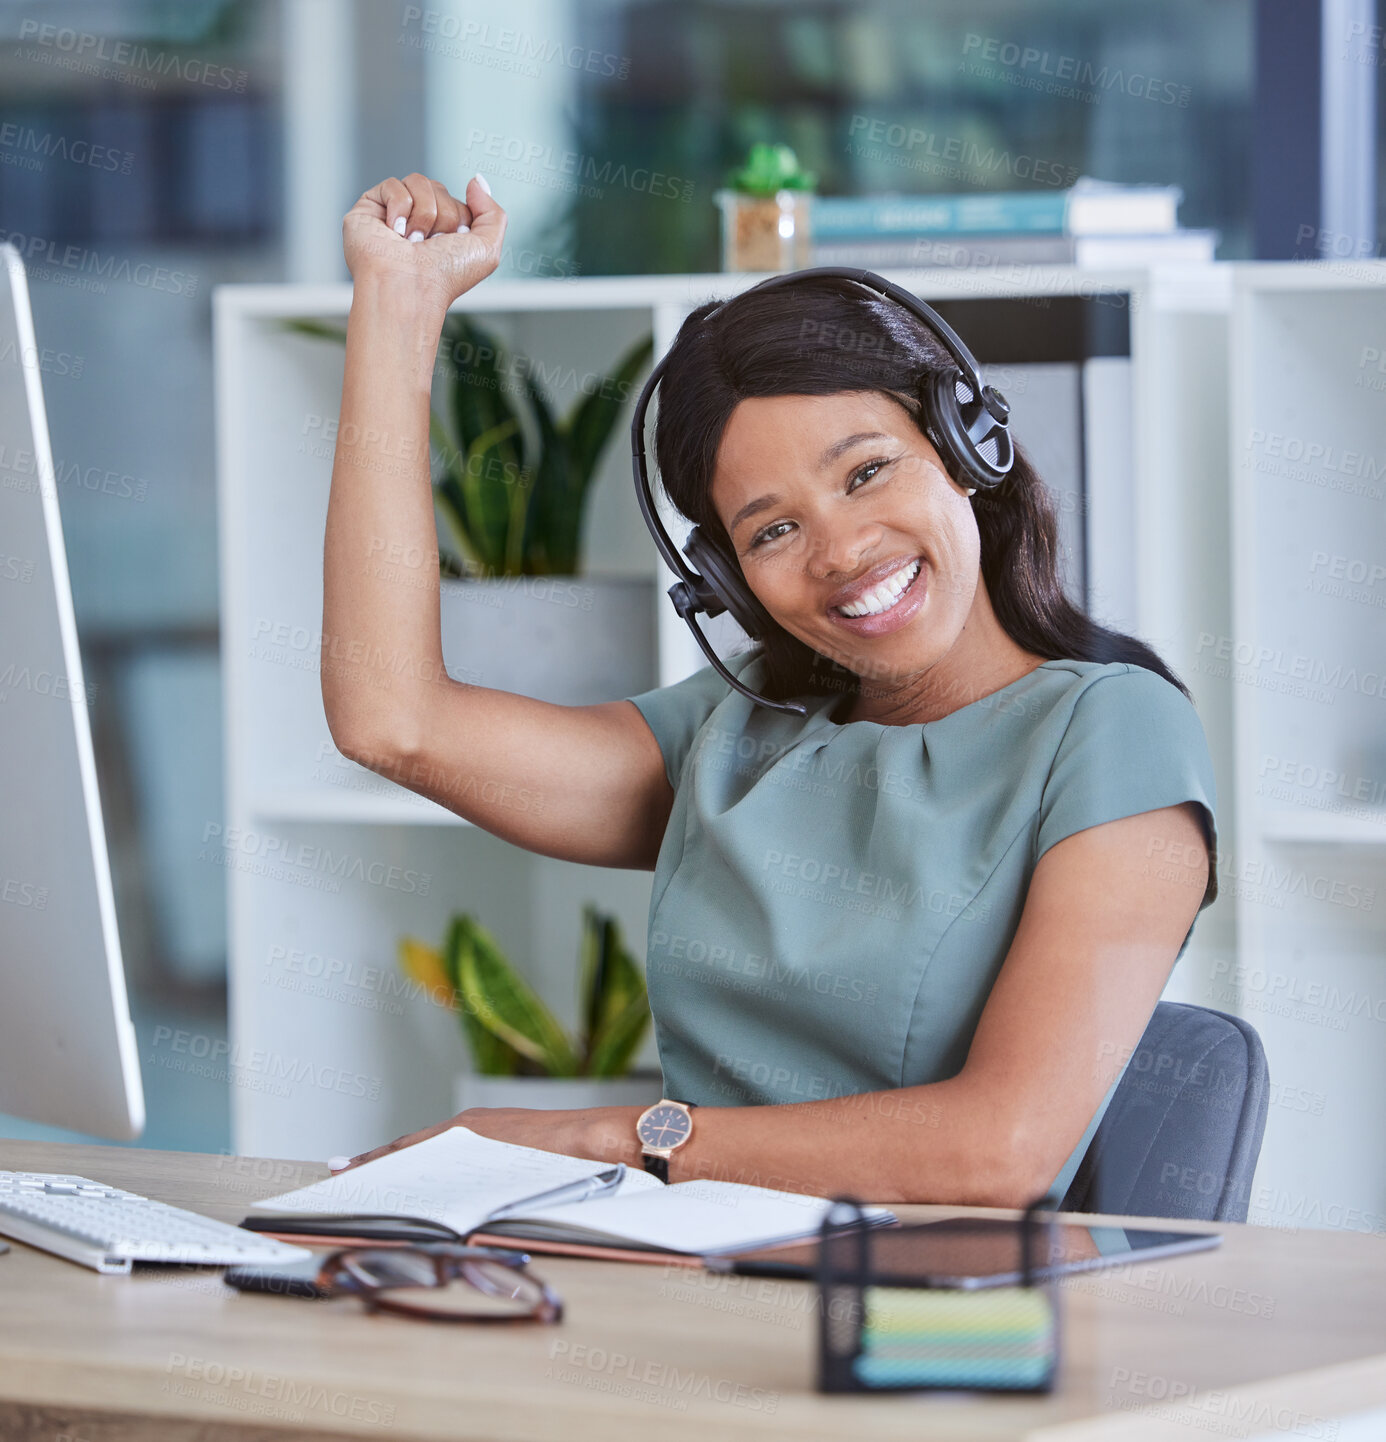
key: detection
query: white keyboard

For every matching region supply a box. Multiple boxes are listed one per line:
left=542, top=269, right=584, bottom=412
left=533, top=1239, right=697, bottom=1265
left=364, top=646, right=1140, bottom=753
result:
left=0, top=1171, right=314, bottom=1275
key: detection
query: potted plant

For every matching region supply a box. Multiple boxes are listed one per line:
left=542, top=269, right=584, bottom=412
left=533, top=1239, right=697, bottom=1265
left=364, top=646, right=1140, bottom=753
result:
left=398, top=903, right=664, bottom=1112
left=714, top=141, right=817, bottom=272
left=284, top=314, right=656, bottom=705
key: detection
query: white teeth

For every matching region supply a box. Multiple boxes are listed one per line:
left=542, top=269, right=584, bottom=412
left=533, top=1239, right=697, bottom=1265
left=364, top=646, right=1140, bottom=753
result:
left=834, top=559, right=920, bottom=618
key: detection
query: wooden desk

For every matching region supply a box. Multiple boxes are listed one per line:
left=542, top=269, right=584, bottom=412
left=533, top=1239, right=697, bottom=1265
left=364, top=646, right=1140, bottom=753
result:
left=1, top=1139, right=1384, bottom=1441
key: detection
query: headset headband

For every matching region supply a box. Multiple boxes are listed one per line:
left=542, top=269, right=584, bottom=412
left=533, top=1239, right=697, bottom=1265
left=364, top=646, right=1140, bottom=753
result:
left=629, top=266, right=1013, bottom=716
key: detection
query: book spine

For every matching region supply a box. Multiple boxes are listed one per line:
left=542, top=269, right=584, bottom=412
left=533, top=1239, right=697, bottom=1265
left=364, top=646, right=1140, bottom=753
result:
left=811, top=192, right=1071, bottom=239
left=809, top=235, right=1079, bottom=268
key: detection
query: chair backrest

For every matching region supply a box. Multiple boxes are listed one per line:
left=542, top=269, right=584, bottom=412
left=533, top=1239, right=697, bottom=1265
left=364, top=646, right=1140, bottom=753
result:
left=1059, top=1001, right=1269, bottom=1222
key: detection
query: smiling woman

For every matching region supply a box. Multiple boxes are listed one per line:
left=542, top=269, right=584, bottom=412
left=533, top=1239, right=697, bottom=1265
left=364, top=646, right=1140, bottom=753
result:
left=594, top=275, right=1220, bottom=1206
left=330, top=247, right=1217, bottom=1211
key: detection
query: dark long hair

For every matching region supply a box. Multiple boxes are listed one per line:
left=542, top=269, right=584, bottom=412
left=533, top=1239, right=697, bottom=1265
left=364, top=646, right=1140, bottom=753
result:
left=652, top=274, right=1191, bottom=705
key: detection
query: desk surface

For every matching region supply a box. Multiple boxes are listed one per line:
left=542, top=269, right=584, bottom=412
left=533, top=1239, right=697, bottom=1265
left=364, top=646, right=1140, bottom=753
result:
left=1, top=1139, right=1384, bottom=1442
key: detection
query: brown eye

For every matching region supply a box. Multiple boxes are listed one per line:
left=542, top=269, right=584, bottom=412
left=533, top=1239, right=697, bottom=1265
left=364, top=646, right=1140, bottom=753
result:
left=747, top=456, right=894, bottom=550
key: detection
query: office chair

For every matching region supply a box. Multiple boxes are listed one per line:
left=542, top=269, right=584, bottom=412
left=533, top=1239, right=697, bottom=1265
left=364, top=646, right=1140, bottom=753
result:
left=1060, top=1002, right=1270, bottom=1223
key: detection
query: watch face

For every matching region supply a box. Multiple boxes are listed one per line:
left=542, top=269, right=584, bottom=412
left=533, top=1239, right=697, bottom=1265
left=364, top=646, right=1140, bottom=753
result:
left=637, top=1102, right=692, bottom=1149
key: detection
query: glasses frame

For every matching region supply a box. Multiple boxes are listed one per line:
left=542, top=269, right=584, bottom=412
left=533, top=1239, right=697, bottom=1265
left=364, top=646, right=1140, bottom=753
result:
left=285, top=1216, right=564, bottom=1324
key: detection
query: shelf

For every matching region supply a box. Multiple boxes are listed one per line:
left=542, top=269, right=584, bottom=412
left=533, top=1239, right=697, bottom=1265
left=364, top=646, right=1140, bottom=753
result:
left=250, top=789, right=469, bottom=826
left=1261, top=809, right=1386, bottom=845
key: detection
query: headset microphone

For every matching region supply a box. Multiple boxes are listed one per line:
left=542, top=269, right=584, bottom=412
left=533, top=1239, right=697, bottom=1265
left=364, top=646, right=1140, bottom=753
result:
left=629, top=266, right=1013, bottom=715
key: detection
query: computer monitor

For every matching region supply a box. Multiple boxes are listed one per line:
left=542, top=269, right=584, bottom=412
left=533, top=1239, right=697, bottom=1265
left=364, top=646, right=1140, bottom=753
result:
left=0, top=241, right=144, bottom=1140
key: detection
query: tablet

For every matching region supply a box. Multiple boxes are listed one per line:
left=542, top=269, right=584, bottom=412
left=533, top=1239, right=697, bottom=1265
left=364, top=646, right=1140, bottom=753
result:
left=705, top=1217, right=1221, bottom=1287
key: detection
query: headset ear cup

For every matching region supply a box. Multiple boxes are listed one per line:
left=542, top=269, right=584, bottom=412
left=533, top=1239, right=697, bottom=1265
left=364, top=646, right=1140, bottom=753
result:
left=925, top=367, right=1011, bottom=490
left=682, top=526, right=776, bottom=638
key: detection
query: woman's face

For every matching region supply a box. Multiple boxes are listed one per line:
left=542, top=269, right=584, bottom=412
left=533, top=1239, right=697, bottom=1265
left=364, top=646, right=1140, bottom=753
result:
left=709, top=390, right=981, bottom=684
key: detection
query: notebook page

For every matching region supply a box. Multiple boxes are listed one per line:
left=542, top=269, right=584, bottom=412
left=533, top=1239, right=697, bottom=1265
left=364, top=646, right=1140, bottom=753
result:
left=509, top=1177, right=894, bottom=1255
left=248, top=1126, right=662, bottom=1236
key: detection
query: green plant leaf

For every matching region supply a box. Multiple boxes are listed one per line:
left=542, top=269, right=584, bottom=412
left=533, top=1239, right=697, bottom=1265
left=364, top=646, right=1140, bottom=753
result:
left=578, top=908, right=648, bottom=1076
left=586, top=987, right=652, bottom=1078
left=428, top=411, right=485, bottom=574
left=454, top=915, right=579, bottom=1076
left=563, top=331, right=654, bottom=509
left=460, top=416, right=522, bottom=575
left=279, top=318, right=349, bottom=344
left=577, top=903, right=605, bottom=1045
left=439, top=314, right=528, bottom=573
left=444, top=916, right=523, bottom=1076
left=516, top=368, right=572, bottom=575
left=289, top=310, right=653, bottom=585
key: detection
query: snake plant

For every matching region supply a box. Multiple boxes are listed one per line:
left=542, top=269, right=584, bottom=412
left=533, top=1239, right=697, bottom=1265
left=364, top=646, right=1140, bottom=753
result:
left=283, top=314, right=652, bottom=579
left=398, top=904, right=651, bottom=1078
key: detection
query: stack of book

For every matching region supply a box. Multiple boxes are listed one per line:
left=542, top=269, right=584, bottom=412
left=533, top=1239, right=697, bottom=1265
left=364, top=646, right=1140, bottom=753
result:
left=808, top=176, right=1217, bottom=269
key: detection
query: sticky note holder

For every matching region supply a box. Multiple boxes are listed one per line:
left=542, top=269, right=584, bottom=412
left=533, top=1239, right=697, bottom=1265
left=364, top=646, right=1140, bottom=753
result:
left=815, top=1193, right=1062, bottom=1394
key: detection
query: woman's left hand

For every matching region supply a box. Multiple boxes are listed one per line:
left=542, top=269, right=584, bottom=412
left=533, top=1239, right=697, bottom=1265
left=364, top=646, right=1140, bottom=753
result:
left=331, top=1106, right=642, bottom=1173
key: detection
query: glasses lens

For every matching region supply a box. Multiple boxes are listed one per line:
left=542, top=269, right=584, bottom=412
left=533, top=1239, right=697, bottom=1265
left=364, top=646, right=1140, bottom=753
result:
left=335, top=1249, right=440, bottom=1291
left=331, top=1249, right=556, bottom=1320
left=388, top=1263, right=549, bottom=1319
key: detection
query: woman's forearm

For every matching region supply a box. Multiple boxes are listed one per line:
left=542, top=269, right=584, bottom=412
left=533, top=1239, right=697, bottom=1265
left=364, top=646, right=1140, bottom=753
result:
left=581, top=1078, right=1046, bottom=1208
left=321, top=273, right=450, bottom=760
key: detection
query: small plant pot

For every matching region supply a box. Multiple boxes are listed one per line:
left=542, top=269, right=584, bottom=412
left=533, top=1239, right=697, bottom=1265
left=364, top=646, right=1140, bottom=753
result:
left=438, top=574, right=655, bottom=705
left=452, top=1068, right=666, bottom=1114
left=715, top=187, right=814, bottom=272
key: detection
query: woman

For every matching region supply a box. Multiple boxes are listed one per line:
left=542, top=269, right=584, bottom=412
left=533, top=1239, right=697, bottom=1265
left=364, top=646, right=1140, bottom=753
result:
left=324, top=172, right=1216, bottom=1207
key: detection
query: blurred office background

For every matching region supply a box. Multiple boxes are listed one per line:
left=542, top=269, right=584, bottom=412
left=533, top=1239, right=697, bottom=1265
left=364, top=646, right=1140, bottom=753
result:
left=0, top=0, right=1381, bottom=1153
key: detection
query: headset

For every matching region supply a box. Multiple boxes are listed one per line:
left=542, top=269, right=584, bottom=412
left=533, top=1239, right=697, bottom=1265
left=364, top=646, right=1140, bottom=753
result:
left=629, top=266, right=1015, bottom=716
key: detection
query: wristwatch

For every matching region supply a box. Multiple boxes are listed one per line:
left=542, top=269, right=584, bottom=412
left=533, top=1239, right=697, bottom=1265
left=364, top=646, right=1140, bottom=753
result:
left=636, top=1098, right=696, bottom=1182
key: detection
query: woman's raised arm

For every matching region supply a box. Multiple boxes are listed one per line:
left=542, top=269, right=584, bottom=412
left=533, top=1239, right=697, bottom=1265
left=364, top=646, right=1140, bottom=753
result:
left=321, top=173, right=673, bottom=870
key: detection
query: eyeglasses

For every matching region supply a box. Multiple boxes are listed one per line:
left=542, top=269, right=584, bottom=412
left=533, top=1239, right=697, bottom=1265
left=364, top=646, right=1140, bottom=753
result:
left=313, top=1241, right=563, bottom=1323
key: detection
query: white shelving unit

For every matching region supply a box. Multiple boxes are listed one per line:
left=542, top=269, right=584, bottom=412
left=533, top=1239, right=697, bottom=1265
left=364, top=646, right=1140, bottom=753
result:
left=1226, top=263, right=1386, bottom=1227
left=214, top=264, right=1260, bottom=1167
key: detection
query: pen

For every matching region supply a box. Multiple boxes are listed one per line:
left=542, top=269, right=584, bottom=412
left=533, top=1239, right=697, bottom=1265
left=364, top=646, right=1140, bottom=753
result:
left=485, top=1164, right=626, bottom=1222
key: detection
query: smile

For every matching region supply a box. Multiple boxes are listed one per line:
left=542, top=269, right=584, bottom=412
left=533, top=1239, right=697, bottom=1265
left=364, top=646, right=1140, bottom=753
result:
left=832, top=557, right=921, bottom=617
left=827, top=556, right=928, bottom=637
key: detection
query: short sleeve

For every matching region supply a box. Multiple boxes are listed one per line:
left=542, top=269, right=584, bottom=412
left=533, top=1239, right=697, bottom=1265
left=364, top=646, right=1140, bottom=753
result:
left=622, top=648, right=760, bottom=792
left=1035, top=666, right=1219, bottom=914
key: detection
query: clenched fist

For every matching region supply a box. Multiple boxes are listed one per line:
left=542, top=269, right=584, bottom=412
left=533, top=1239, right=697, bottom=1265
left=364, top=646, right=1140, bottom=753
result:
left=342, top=171, right=506, bottom=311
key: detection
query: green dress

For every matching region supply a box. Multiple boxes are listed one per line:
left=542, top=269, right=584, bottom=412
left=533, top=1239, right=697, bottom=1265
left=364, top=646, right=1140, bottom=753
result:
left=623, top=650, right=1220, bottom=1201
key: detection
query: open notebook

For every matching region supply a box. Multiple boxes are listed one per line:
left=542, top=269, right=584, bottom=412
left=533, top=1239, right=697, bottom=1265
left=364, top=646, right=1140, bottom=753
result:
left=242, top=1127, right=896, bottom=1260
